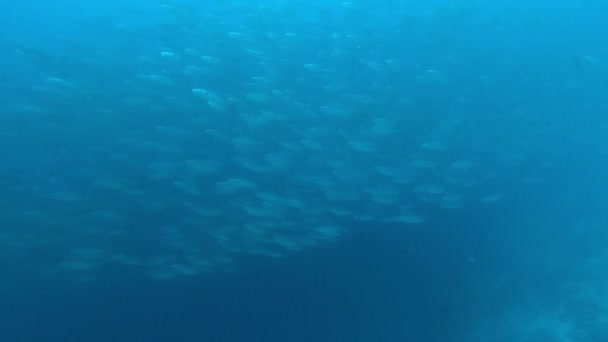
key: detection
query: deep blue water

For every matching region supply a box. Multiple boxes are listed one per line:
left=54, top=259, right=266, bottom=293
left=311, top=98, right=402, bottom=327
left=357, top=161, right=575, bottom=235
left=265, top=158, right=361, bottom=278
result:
left=1, top=0, right=608, bottom=341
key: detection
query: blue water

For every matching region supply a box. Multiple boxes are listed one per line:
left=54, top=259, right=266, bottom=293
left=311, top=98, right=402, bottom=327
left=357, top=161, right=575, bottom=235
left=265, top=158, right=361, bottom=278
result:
left=1, top=0, right=607, bottom=341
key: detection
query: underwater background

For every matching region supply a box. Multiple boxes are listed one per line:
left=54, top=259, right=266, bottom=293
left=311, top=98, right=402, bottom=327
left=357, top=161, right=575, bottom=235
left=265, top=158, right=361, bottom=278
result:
left=1, top=0, right=608, bottom=341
